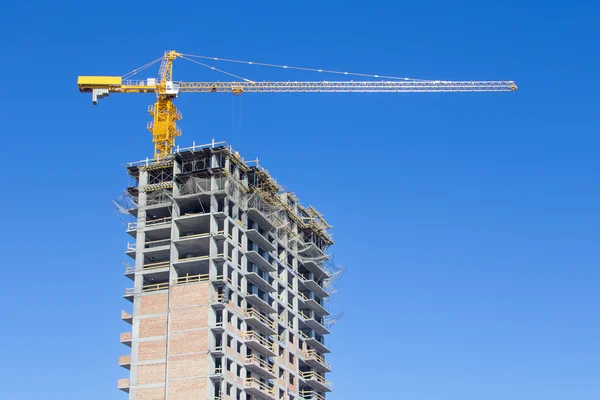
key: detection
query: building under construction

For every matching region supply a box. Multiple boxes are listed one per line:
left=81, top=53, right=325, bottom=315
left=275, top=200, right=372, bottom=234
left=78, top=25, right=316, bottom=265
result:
left=119, top=140, right=334, bottom=400
left=78, top=49, right=516, bottom=400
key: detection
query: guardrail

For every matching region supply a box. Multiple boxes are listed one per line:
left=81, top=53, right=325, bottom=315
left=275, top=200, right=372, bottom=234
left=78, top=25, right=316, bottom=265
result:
left=299, top=390, right=326, bottom=400
left=305, top=350, right=331, bottom=370
left=215, top=274, right=232, bottom=284
left=177, top=254, right=210, bottom=262
left=298, top=291, right=309, bottom=301
left=144, top=238, right=170, bottom=248
left=143, top=260, right=170, bottom=270
left=142, top=282, right=169, bottom=292
left=245, top=355, right=276, bottom=374
left=300, top=371, right=333, bottom=389
left=299, top=331, right=328, bottom=350
left=212, top=294, right=226, bottom=304
left=179, top=232, right=211, bottom=239
left=244, top=378, right=275, bottom=396
left=146, top=216, right=172, bottom=226
left=245, top=308, right=275, bottom=329
left=244, top=332, right=275, bottom=351
left=124, top=264, right=136, bottom=274
left=175, top=273, right=209, bottom=284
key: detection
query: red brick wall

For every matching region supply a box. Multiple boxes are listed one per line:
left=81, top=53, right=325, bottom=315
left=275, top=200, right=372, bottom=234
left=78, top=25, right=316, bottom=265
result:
left=169, top=330, right=208, bottom=355
left=170, top=283, right=210, bottom=307
left=167, top=377, right=207, bottom=400
left=170, top=306, right=209, bottom=331
left=138, top=340, right=167, bottom=361
left=137, top=363, right=166, bottom=385
left=168, top=353, right=207, bottom=379
left=139, top=317, right=168, bottom=338
left=139, top=293, right=168, bottom=315
left=135, top=387, right=165, bottom=400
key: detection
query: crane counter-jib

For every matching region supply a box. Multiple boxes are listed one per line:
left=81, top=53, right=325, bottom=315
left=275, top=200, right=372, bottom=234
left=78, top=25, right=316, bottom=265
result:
left=77, top=76, right=123, bottom=90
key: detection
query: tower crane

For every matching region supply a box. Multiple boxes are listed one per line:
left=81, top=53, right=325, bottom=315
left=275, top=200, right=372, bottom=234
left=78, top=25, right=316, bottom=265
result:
left=78, top=50, right=517, bottom=159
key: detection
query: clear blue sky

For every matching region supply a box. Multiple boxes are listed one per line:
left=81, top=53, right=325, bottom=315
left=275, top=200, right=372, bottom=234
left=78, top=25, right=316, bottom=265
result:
left=1, top=1, right=598, bottom=399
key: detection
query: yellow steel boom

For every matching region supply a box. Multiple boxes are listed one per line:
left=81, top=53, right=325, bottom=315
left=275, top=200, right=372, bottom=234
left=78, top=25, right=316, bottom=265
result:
left=78, top=50, right=517, bottom=158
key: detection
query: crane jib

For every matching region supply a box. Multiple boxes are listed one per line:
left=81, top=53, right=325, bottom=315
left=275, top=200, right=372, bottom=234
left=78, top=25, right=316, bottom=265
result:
left=77, top=50, right=517, bottom=158
left=79, top=77, right=517, bottom=94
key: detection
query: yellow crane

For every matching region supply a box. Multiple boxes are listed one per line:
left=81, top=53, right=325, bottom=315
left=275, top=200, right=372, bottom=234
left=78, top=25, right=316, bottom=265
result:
left=78, top=50, right=517, bottom=159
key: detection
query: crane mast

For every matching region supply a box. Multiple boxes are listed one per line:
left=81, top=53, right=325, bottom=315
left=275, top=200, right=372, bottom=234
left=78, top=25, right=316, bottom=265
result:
left=78, top=50, right=517, bottom=158
left=149, top=51, right=182, bottom=159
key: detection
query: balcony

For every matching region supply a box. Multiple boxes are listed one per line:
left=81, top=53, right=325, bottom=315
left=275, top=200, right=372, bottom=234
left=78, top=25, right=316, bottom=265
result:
left=300, top=371, right=333, bottom=392
left=244, top=331, right=277, bottom=357
left=175, top=232, right=211, bottom=252
left=246, top=264, right=275, bottom=293
left=124, top=288, right=134, bottom=302
left=126, top=222, right=137, bottom=237
left=300, top=390, right=326, bottom=400
left=212, top=274, right=232, bottom=286
left=244, top=308, right=277, bottom=335
left=303, top=349, right=331, bottom=373
left=117, top=378, right=130, bottom=393
left=214, top=252, right=227, bottom=263
left=143, top=238, right=171, bottom=250
left=142, top=260, right=170, bottom=271
left=210, top=343, right=224, bottom=356
left=298, top=272, right=328, bottom=298
left=175, top=206, right=211, bottom=222
left=299, top=330, right=330, bottom=354
left=246, top=249, right=275, bottom=272
left=246, top=228, right=276, bottom=252
left=211, top=320, right=225, bottom=333
left=145, top=216, right=172, bottom=228
left=120, top=332, right=132, bottom=347
left=173, top=252, right=210, bottom=269
left=210, top=366, right=224, bottom=381
left=302, top=292, right=329, bottom=316
left=246, top=289, right=276, bottom=314
left=244, top=378, right=275, bottom=400
left=247, top=208, right=276, bottom=231
left=121, top=310, right=133, bottom=324
left=211, top=293, right=228, bottom=309
left=244, top=355, right=277, bottom=379
left=301, top=259, right=330, bottom=279
left=118, top=355, right=131, bottom=369
left=213, top=229, right=227, bottom=239
left=299, top=310, right=330, bottom=336
left=174, top=231, right=211, bottom=269
left=179, top=231, right=211, bottom=240
left=124, top=263, right=135, bottom=280
left=125, top=242, right=136, bottom=258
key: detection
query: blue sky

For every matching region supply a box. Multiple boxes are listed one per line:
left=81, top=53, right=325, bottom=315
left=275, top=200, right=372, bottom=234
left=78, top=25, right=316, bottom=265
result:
left=1, top=1, right=598, bottom=399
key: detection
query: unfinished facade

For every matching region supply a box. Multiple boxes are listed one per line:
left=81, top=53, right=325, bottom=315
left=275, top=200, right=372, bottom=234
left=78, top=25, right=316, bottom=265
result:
left=118, top=141, right=333, bottom=400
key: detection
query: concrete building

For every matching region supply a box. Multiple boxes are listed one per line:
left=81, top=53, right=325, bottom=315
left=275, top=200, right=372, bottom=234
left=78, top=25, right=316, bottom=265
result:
left=119, top=141, right=333, bottom=400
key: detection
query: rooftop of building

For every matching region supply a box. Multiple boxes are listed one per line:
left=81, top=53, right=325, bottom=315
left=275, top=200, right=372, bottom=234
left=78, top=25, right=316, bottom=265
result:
left=125, top=139, right=333, bottom=246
